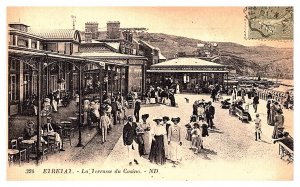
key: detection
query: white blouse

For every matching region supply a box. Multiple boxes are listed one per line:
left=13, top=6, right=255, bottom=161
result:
left=151, top=123, right=167, bottom=136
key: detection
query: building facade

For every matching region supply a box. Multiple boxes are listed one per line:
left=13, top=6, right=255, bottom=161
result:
left=8, top=23, right=146, bottom=115
left=147, top=57, right=229, bottom=92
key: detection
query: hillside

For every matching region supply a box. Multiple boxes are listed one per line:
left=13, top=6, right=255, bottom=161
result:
left=134, top=32, right=293, bottom=79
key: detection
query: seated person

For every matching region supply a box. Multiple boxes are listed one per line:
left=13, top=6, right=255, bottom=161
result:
left=23, top=120, right=36, bottom=140
left=23, top=120, right=47, bottom=145
left=43, top=117, right=64, bottom=151
left=273, top=131, right=294, bottom=151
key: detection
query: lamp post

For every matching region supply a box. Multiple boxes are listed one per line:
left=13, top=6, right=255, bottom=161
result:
left=36, top=59, right=44, bottom=165
left=76, top=65, right=83, bottom=147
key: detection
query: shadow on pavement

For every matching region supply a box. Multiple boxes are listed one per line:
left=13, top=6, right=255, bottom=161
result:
left=197, top=148, right=217, bottom=160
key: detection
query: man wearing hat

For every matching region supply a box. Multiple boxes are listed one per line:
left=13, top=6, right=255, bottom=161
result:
left=205, top=101, right=215, bottom=129
left=252, top=93, right=260, bottom=113
left=134, top=99, right=141, bottom=122
left=43, top=117, right=64, bottom=151
left=123, top=115, right=139, bottom=165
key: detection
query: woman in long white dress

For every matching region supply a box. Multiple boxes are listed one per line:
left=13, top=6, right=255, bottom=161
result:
left=139, top=114, right=151, bottom=154
left=168, top=117, right=183, bottom=166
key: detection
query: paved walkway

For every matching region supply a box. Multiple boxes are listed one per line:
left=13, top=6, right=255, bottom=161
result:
left=7, top=94, right=293, bottom=180
left=100, top=94, right=293, bottom=180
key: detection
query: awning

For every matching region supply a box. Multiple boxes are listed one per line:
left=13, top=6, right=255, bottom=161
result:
left=147, top=69, right=229, bottom=73
left=9, top=46, right=105, bottom=67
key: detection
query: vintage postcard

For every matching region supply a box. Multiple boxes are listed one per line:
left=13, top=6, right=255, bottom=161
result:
left=6, top=7, right=294, bottom=180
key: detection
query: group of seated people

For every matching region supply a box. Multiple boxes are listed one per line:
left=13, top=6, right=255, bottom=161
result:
left=23, top=117, right=65, bottom=152
left=228, top=99, right=252, bottom=121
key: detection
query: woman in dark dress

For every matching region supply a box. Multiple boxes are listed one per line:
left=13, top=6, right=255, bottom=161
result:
left=149, top=117, right=166, bottom=165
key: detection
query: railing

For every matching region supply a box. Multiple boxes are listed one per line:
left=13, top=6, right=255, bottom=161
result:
left=256, top=89, right=287, bottom=104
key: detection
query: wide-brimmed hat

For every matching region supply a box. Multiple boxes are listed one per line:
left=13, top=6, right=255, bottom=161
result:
left=127, top=115, right=133, bottom=120
left=153, top=117, right=162, bottom=121
left=162, top=116, right=170, bottom=121
left=190, top=115, right=197, bottom=119
left=142, top=114, right=149, bottom=119
left=44, top=98, right=50, bottom=102
left=171, top=117, right=180, bottom=122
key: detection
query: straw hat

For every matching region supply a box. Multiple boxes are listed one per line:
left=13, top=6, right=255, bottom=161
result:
left=153, top=117, right=162, bottom=121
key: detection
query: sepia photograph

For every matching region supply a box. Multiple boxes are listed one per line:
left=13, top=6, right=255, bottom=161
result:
left=5, top=6, right=294, bottom=181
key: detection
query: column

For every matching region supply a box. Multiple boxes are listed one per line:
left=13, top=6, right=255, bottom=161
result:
left=19, top=60, right=24, bottom=112
left=28, top=38, right=32, bottom=49
left=110, top=65, right=114, bottom=96
left=36, top=58, right=42, bottom=164
left=99, top=67, right=103, bottom=101
left=37, top=41, right=40, bottom=50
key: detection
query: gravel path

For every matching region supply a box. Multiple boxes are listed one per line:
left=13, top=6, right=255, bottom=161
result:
left=100, top=94, right=293, bottom=180
left=8, top=94, right=293, bottom=180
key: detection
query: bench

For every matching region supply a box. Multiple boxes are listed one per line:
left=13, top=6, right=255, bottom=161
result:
left=278, top=142, right=293, bottom=164
left=235, top=108, right=249, bottom=123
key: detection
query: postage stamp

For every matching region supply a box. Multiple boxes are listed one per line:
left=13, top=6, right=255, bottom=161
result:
left=244, top=7, right=293, bottom=40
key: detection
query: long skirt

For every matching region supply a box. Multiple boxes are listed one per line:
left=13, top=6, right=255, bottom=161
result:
left=52, top=100, right=58, bottom=112
left=169, top=141, right=182, bottom=162
left=143, top=132, right=151, bottom=154
left=149, top=135, right=166, bottom=165
left=164, top=134, right=169, bottom=158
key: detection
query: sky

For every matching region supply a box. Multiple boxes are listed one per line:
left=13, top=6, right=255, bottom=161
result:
left=7, top=7, right=293, bottom=48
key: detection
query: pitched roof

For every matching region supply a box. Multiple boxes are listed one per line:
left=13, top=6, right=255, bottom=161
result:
left=159, top=52, right=166, bottom=60
left=151, top=57, right=225, bottom=67
left=29, top=29, right=79, bottom=40
left=74, top=52, right=147, bottom=60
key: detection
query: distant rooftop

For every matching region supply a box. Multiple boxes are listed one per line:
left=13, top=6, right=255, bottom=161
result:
left=29, top=29, right=79, bottom=40
left=152, top=57, right=225, bottom=67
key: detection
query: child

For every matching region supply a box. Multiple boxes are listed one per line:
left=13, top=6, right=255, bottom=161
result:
left=191, top=123, right=202, bottom=154
left=254, top=114, right=262, bottom=141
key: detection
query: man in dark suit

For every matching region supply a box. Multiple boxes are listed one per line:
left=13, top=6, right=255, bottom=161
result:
left=123, top=115, right=139, bottom=165
left=206, top=101, right=215, bottom=129
left=111, top=98, right=118, bottom=125
left=134, top=99, right=141, bottom=122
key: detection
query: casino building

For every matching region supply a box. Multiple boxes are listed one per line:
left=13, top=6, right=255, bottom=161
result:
left=7, top=22, right=147, bottom=115
left=147, top=57, right=229, bottom=92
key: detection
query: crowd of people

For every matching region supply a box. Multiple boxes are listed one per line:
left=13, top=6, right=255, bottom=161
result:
left=144, top=86, right=176, bottom=107
left=122, top=109, right=213, bottom=167
left=17, top=80, right=293, bottom=166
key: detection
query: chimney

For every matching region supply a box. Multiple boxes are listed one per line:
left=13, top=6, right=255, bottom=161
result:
left=106, top=21, right=120, bottom=39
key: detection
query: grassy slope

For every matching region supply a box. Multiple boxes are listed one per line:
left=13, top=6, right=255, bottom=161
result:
left=134, top=32, right=293, bottom=79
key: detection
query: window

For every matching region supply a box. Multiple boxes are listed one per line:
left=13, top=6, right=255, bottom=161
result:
left=18, top=39, right=28, bottom=47
left=10, top=74, right=17, bottom=101
left=31, top=42, right=37, bottom=49
left=10, top=59, right=16, bottom=70
left=32, top=74, right=37, bottom=95
left=8, top=35, right=13, bottom=45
